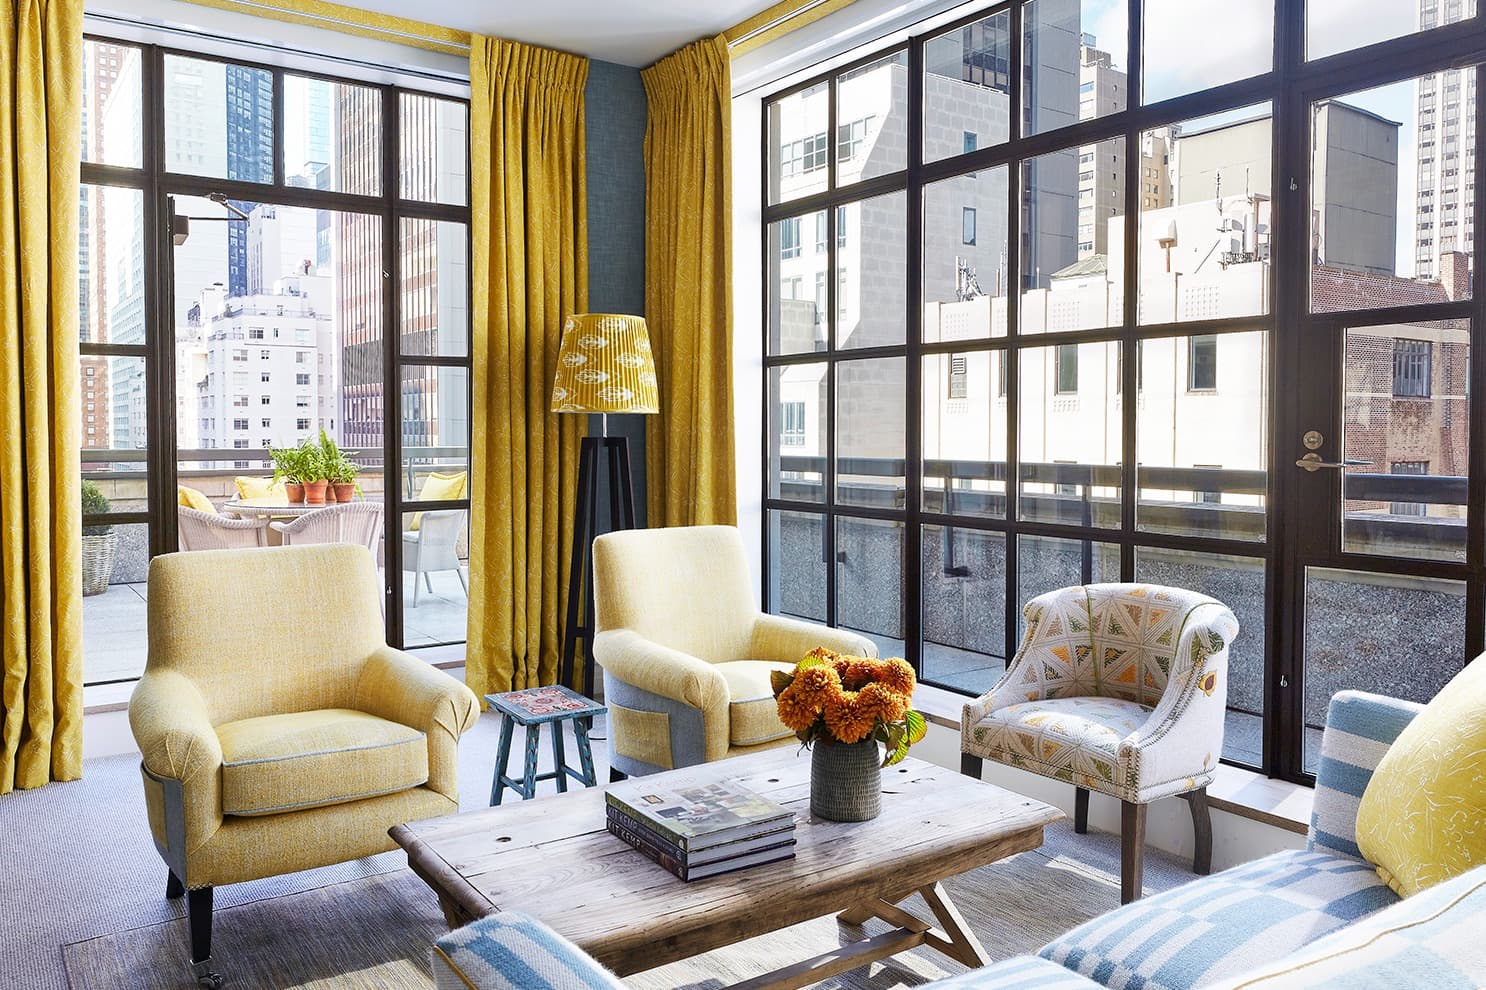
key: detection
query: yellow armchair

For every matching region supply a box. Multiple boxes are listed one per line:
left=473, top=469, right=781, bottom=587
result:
left=591, top=525, right=877, bottom=778
left=129, top=544, right=478, bottom=987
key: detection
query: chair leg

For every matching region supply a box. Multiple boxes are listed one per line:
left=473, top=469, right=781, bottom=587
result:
left=186, top=886, right=221, bottom=988
left=166, top=870, right=184, bottom=900
left=456, top=567, right=468, bottom=594
left=1185, top=787, right=1213, bottom=876
left=1121, top=801, right=1147, bottom=905
left=424, top=572, right=435, bottom=593
left=411, top=569, right=421, bottom=608
left=960, top=753, right=983, bottom=778
left=609, top=767, right=627, bottom=783
left=1074, top=787, right=1090, bottom=835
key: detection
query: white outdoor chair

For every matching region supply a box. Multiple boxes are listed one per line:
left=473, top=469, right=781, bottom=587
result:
left=402, top=508, right=467, bottom=607
left=177, top=506, right=269, bottom=551
left=271, top=502, right=385, bottom=552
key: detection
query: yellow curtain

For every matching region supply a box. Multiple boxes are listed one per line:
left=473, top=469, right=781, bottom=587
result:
left=642, top=35, right=737, bottom=528
left=0, top=0, right=85, bottom=793
left=467, top=37, right=589, bottom=696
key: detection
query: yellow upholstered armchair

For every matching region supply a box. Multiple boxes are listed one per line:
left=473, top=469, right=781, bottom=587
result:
left=129, top=544, right=478, bottom=988
left=591, top=525, right=877, bottom=779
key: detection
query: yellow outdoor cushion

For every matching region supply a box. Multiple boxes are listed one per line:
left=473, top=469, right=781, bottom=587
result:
left=216, top=708, right=428, bottom=817
left=177, top=485, right=217, bottom=515
left=1356, top=655, right=1486, bottom=896
left=234, top=475, right=287, bottom=501
left=410, top=471, right=467, bottom=531
left=716, top=660, right=796, bottom=746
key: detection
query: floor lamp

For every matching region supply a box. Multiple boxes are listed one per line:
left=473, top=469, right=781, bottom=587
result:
left=552, top=314, right=658, bottom=695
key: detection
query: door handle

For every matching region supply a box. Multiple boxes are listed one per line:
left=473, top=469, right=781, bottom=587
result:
left=1295, top=453, right=1372, bottom=472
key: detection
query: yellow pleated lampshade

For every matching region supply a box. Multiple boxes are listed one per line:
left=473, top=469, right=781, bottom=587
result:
left=551, top=314, right=660, bottom=414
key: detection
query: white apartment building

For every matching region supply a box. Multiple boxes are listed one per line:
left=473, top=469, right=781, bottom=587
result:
left=1414, top=0, right=1476, bottom=280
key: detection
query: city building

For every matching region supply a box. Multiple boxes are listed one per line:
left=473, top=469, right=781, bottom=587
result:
left=1414, top=0, right=1476, bottom=280
left=80, top=40, right=128, bottom=458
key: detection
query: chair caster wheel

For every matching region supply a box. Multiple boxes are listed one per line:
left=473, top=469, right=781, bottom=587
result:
left=191, top=957, right=222, bottom=988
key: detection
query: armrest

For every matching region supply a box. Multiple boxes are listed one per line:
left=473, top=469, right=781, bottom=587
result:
left=593, top=629, right=730, bottom=762
left=355, top=646, right=478, bottom=802
left=748, top=613, right=878, bottom=663
left=129, top=669, right=224, bottom=854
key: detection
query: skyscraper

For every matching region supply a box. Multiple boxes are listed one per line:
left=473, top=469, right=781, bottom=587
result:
left=1414, top=0, right=1475, bottom=281
left=225, top=65, right=274, bottom=298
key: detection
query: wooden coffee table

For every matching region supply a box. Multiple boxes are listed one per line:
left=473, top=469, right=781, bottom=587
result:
left=390, top=747, right=1061, bottom=989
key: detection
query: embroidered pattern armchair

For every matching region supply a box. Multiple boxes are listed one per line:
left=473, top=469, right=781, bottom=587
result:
left=961, top=583, right=1238, bottom=904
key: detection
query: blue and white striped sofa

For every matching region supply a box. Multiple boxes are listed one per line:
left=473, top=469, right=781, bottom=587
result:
left=430, top=691, right=1486, bottom=989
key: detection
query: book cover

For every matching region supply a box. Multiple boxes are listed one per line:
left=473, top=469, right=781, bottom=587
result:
left=605, top=805, right=795, bottom=866
left=605, top=779, right=794, bottom=851
left=607, top=819, right=797, bottom=882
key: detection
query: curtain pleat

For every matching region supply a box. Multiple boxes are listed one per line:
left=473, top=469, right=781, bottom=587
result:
left=642, top=36, right=737, bottom=528
left=467, top=37, right=588, bottom=696
left=0, top=0, right=85, bottom=793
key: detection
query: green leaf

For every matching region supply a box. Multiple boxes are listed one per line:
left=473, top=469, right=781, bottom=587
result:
left=883, top=734, right=911, bottom=767
left=797, top=653, right=827, bottom=671
left=904, top=709, right=928, bottom=745
left=770, top=669, right=794, bottom=696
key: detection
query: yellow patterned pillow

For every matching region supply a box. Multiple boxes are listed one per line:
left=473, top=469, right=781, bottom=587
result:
left=234, top=475, right=287, bottom=501
left=1356, top=655, right=1486, bottom=897
left=177, top=485, right=217, bottom=515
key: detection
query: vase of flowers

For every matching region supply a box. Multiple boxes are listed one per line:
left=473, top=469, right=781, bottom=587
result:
left=771, top=648, right=925, bottom=822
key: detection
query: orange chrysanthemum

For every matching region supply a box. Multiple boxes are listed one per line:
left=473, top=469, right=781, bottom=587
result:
left=775, top=649, right=922, bottom=751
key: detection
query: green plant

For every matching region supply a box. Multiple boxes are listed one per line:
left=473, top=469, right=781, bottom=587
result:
left=269, top=445, right=306, bottom=484
left=319, top=429, right=360, bottom=485
left=81, top=479, right=113, bottom=537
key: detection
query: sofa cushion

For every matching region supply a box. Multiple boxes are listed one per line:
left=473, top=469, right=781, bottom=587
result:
left=1209, top=865, right=1486, bottom=988
left=715, top=660, right=795, bottom=746
left=434, top=911, right=625, bottom=990
left=969, top=696, right=1152, bottom=798
left=217, top=708, right=427, bottom=816
left=1356, top=656, right=1486, bottom=897
left=1038, top=849, right=1398, bottom=990
left=929, top=955, right=1101, bottom=988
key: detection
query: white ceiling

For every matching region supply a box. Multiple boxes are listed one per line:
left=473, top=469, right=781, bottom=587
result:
left=340, top=0, right=781, bottom=67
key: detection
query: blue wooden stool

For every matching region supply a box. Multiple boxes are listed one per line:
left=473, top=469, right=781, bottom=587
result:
left=485, top=685, right=605, bottom=806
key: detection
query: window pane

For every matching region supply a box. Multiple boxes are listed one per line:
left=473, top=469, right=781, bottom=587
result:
left=837, top=358, right=906, bottom=508
left=82, top=354, right=149, bottom=491
left=1136, top=548, right=1266, bottom=767
left=923, top=168, right=1010, bottom=342
left=399, top=219, right=469, bottom=357
left=838, top=191, right=907, bottom=348
left=1022, top=139, right=1121, bottom=333
left=400, top=509, right=468, bottom=647
left=1016, top=535, right=1120, bottom=639
left=923, top=525, right=1007, bottom=693
left=1307, top=0, right=1476, bottom=61
left=1138, top=105, right=1271, bottom=324
left=80, top=185, right=145, bottom=345
left=923, top=352, right=1007, bottom=519
left=768, top=80, right=829, bottom=204
left=84, top=41, right=142, bottom=168
left=1311, top=70, right=1476, bottom=312
left=1302, top=568, right=1465, bottom=772
left=284, top=75, right=381, bottom=195
left=1142, top=0, right=1273, bottom=105
left=1025, top=0, right=1127, bottom=137
left=1341, top=320, right=1469, bottom=562
left=400, top=93, right=468, bottom=206
left=837, top=51, right=907, bottom=182
left=768, top=510, right=828, bottom=622
left=339, top=211, right=388, bottom=451
left=1018, top=342, right=1122, bottom=526
left=768, top=210, right=828, bottom=355
left=769, top=364, right=827, bottom=501
left=81, top=522, right=151, bottom=684
left=837, top=517, right=905, bottom=658
left=1137, top=332, right=1268, bottom=541
left=164, top=56, right=273, bottom=184
left=922, top=10, right=1011, bottom=163
left=403, top=367, right=470, bottom=495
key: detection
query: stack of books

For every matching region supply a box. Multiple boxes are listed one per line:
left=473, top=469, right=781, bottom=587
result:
left=605, top=779, right=797, bottom=881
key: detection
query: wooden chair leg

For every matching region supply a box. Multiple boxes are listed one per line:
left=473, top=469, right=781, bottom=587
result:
left=187, top=885, right=221, bottom=987
left=1185, top=787, right=1213, bottom=875
left=960, top=753, right=983, bottom=778
left=1120, top=801, right=1147, bottom=905
left=166, top=870, right=184, bottom=900
left=1074, top=787, right=1090, bottom=834
left=609, top=767, right=627, bottom=783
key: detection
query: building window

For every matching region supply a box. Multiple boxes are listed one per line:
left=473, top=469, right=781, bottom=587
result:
left=780, top=401, right=806, bottom=446
left=815, top=212, right=828, bottom=253
left=1188, top=335, right=1218, bottom=391
left=1056, top=344, right=1079, bottom=394
left=260, top=349, right=270, bottom=360
left=261, top=395, right=271, bottom=405
left=948, top=354, right=968, bottom=399
left=296, top=418, right=311, bottom=430
left=260, top=418, right=271, bottom=429
left=1393, top=339, right=1432, bottom=397
left=260, top=372, right=271, bottom=383
left=1391, top=460, right=1430, bottom=516
left=295, top=373, right=311, bottom=386
left=963, top=131, right=977, bottom=155
left=780, top=217, right=801, bottom=260
left=232, top=418, right=248, bottom=430
left=837, top=205, right=847, bottom=248
left=962, top=206, right=976, bottom=246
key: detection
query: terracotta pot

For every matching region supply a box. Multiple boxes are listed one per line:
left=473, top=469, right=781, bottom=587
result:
left=332, top=482, right=356, bottom=503
left=324, top=484, right=338, bottom=503
left=303, top=480, right=329, bottom=505
left=285, top=482, right=305, bottom=504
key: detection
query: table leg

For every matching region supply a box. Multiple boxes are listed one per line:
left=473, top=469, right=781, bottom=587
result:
left=521, top=723, right=541, bottom=799
left=917, top=882, right=991, bottom=968
left=574, top=716, right=597, bottom=787
left=551, top=719, right=570, bottom=793
left=490, top=715, right=514, bottom=807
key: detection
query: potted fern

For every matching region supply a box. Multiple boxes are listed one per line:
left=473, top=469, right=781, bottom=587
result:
left=318, top=429, right=359, bottom=503
left=298, top=441, right=329, bottom=505
left=270, top=445, right=307, bottom=503
left=81, top=479, right=116, bottom=597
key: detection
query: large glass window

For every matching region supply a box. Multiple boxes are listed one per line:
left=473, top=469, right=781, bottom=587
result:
left=80, top=38, right=470, bottom=687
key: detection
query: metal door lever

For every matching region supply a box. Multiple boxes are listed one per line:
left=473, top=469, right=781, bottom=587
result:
left=1295, top=454, right=1371, bottom=472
